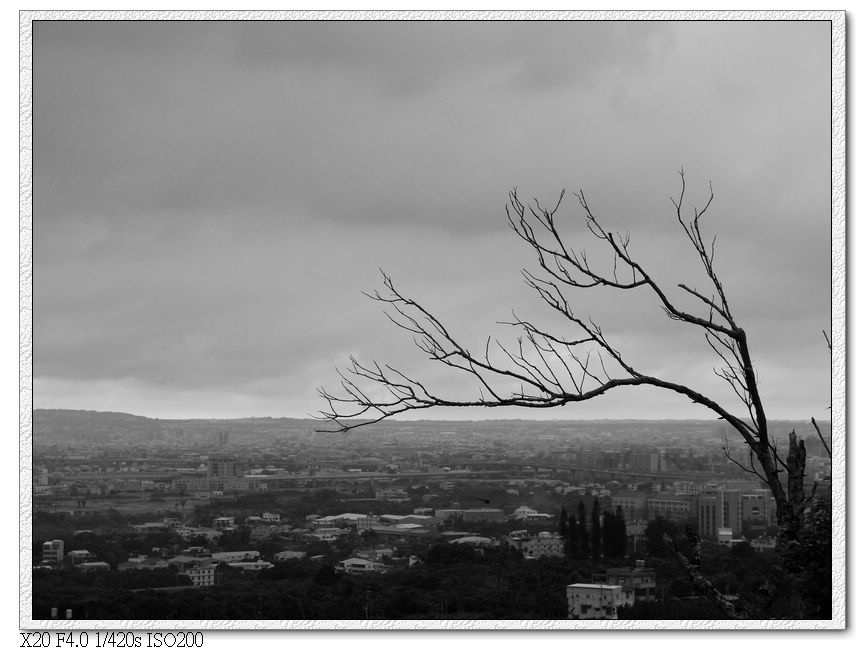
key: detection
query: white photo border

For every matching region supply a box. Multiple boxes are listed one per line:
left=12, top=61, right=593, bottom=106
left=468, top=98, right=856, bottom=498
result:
left=19, top=9, right=847, bottom=631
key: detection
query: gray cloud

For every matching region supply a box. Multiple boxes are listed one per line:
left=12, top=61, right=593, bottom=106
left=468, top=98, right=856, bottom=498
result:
left=32, top=19, right=832, bottom=420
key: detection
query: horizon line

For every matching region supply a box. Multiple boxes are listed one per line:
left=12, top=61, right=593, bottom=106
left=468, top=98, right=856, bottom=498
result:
left=31, top=407, right=830, bottom=425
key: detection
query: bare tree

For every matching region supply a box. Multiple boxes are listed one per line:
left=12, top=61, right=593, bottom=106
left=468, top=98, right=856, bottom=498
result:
left=318, top=170, right=823, bottom=556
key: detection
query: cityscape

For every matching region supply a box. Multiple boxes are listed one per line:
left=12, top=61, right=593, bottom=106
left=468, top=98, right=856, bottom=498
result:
left=31, top=410, right=831, bottom=620
left=26, top=15, right=838, bottom=629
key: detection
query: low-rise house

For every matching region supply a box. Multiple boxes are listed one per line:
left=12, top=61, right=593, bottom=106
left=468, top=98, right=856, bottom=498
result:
left=131, top=522, right=169, bottom=534
left=335, top=557, right=385, bottom=575
left=77, top=561, right=110, bottom=573
left=449, top=536, right=497, bottom=550
left=181, top=546, right=210, bottom=557
left=274, top=550, right=307, bottom=561
left=212, top=516, right=235, bottom=530
left=227, top=560, right=274, bottom=572
left=591, top=561, right=656, bottom=602
left=117, top=556, right=170, bottom=571
left=175, top=525, right=221, bottom=541
left=368, top=524, right=433, bottom=539
left=354, top=547, right=394, bottom=562
left=67, top=549, right=96, bottom=565
left=211, top=550, right=260, bottom=563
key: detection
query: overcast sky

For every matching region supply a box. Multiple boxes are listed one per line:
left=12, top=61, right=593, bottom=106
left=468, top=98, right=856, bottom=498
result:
left=32, top=19, right=832, bottom=421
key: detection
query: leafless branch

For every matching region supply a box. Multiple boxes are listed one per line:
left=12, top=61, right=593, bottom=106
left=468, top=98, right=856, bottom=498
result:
left=318, top=172, right=809, bottom=554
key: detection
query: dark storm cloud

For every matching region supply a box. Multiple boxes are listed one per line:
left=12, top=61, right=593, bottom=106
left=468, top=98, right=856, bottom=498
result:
left=32, top=19, right=832, bottom=419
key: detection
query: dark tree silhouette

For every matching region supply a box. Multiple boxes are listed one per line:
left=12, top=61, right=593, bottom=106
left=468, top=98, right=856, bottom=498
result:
left=558, top=506, right=568, bottom=540
left=591, top=498, right=601, bottom=563
left=576, top=501, right=588, bottom=560
left=318, top=171, right=827, bottom=572
left=566, top=514, right=578, bottom=561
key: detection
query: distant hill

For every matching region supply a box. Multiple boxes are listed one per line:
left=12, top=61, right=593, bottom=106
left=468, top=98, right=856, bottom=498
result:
left=33, top=409, right=162, bottom=442
left=31, top=409, right=323, bottom=443
left=31, top=409, right=829, bottom=447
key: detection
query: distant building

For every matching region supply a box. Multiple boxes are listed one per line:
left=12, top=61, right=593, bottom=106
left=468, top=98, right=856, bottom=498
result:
left=369, top=524, right=433, bottom=539
left=313, top=513, right=379, bottom=530
left=612, top=493, right=648, bottom=522
left=379, top=514, right=434, bottom=527
left=647, top=494, right=692, bottom=522
left=508, top=531, right=564, bottom=559
left=211, top=550, right=260, bottom=563
left=336, top=557, right=385, bottom=575
left=697, top=494, right=721, bottom=539
left=375, top=487, right=409, bottom=501
left=567, top=583, right=632, bottom=620
left=182, top=562, right=215, bottom=588
left=67, top=550, right=96, bottom=565
left=77, top=561, right=110, bottom=573
left=308, top=526, right=341, bottom=542
left=450, top=536, right=497, bottom=549
left=750, top=536, right=777, bottom=552
left=212, top=516, right=235, bottom=531
left=434, top=508, right=505, bottom=523
left=207, top=456, right=240, bottom=491
left=631, top=450, right=666, bottom=473
left=227, top=560, right=274, bottom=572
left=117, top=556, right=170, bottom=571
left=592, top=561, right=656, bottom=602
left=208, top=457, right=238, bottom=479
left=673, top=481, right=702, bottom=496
left=41, top=540, right=64, bottom=566
left=741, top=489, right=777, bottom=535
left=274, top=550, right=307, bottom=561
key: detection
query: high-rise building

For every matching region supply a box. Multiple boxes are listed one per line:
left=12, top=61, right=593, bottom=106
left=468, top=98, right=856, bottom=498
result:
left=723, top=490, right=743, bottom=537
left=699, top=488, right=745, bottom=539
left=697, top=495, right=721, bottom=539
left=207, top=456, right=239, bottom=490
left=741, top=489, right=777, bottom=533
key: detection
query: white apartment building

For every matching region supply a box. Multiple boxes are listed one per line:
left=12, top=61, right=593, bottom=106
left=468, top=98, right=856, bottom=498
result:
left=310, top=527, right=342, bottom=542
left=646, top=495, right=692, bottom=522
left=567, top=583, right=633, bottom=620
left=41, top=540, right=64, bottom=566
left=182, top=563, right=216, bottom=588
left=508, top=531, right=564, bottom=559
